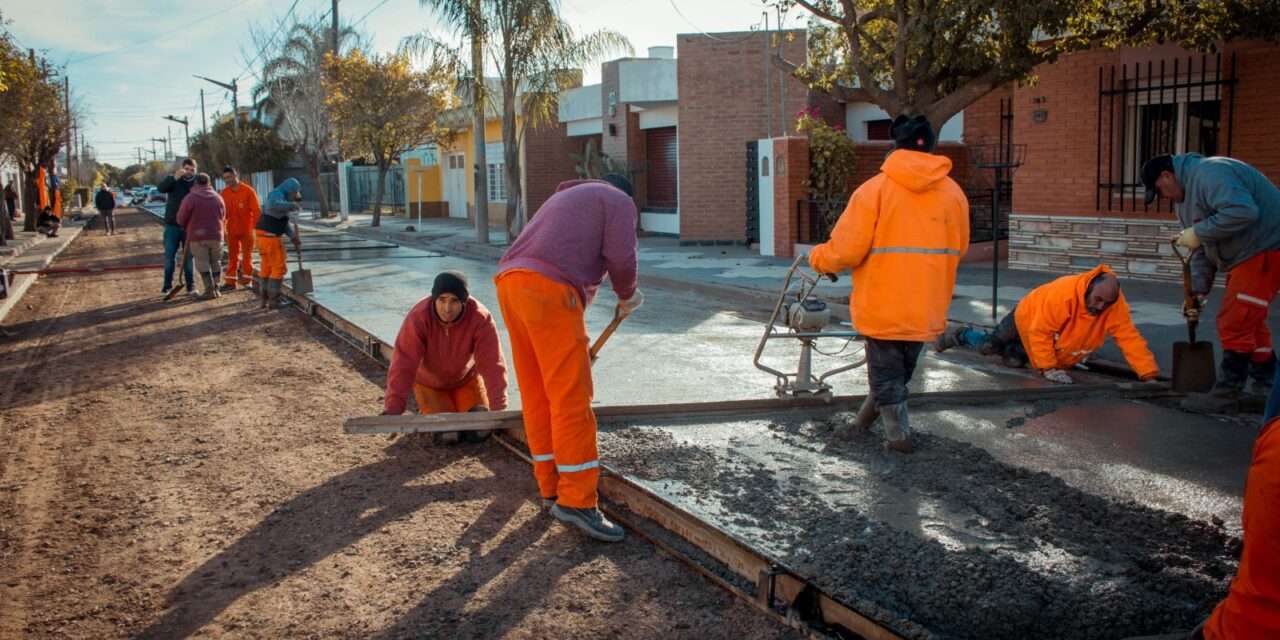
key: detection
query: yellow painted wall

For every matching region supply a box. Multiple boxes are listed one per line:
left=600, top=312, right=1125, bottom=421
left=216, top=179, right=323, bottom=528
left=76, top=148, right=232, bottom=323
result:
left=405, top=157, right=442, bottom=203
left=439, top=116, right=514, bottom=206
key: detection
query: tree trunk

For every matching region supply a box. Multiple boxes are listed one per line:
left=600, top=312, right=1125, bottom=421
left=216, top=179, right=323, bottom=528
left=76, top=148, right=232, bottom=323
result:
left=22, top=167, right=39, bottom=233
left=470, top=1, right=490, bottom=244
left=372, top=163, right=387, bottom=228
left=308, top=153, right=332, bottom=219
left=502, top=91, right=523, bottom=242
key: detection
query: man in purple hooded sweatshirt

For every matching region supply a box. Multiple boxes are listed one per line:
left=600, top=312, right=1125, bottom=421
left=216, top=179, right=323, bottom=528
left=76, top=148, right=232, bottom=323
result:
left=495, top=174, right=642, bottom=543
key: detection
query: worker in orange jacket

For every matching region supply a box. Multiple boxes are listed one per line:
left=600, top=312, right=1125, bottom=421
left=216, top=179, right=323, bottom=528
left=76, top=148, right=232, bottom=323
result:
left=937, top=264, right=1161, bottom=384
left=1192, top=369, right=1280, bottom=639
left=809, top=116, right=969, bottom=453
left=219, top=165, right=260, bottom=291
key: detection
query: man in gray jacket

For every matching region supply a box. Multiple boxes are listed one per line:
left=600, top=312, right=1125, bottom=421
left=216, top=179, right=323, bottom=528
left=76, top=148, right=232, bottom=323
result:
left=1143, top=153, right=1280, bottom=409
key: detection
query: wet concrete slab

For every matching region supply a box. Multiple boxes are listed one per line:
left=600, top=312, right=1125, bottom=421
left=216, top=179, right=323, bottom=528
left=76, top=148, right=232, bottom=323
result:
left=600, top=407, right=1244, bottom=640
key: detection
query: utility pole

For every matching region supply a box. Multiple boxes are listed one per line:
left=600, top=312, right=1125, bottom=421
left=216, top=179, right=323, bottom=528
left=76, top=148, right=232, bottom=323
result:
left=164, top=116, right=190, bottom=157
left=152, top=138, right=167, bottom=161
left=194, top=75, right=239, bottom=131
left=137, top=147, right=144, bottom=166
left=331, top=0, right=339, bottom=53
left=200, top=89, right=208, bottom=134
left=470, top=0, right=489, bottom=244
left=64, top=75, right=72, bottom=183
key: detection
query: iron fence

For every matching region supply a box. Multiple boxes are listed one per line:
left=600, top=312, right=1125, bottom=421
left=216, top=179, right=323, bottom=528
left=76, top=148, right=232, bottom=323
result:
left=1096, top=53, right=1236, bottom=213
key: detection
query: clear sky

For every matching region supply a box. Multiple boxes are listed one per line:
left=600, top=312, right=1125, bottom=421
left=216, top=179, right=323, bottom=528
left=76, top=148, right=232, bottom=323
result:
left=5, top=0, right=810, bottom=170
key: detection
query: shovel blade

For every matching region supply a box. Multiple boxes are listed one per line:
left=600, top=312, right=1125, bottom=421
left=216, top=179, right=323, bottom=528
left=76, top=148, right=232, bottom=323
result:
left=291, top=269, right=314, bottom=295
left=1172, top=341, right=1216, bottom=393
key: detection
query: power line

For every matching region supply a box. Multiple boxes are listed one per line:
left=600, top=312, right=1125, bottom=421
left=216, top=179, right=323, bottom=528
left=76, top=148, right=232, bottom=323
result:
left=236, top=0, right=304, bottom=81
left=668, top=0, right=763, bottom=43
left=354, top=0, right=395, bottom=27
left=68, top=0, right=258, bottom=64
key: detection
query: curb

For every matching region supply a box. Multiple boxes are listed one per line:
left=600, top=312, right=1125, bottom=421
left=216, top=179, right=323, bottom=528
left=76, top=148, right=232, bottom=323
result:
left=0, top=215, right=97, bottom=324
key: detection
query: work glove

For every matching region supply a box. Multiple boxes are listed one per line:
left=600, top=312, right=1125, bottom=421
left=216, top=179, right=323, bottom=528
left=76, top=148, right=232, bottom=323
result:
left=1183, top=294, right=1208, bottom=321
left=618, top=289, right=644, bottom=317
left=1174, top=227, right=1201, bottom=250
left=1042, top=369, right=1074, bottom=385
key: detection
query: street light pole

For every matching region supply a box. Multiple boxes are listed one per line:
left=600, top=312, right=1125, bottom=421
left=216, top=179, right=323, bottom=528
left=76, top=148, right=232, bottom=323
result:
left=163, top=115, right=190, bottom=156
left=151, top=138, right=168, bottom=161
left=194, top=75, right=239, bottom=131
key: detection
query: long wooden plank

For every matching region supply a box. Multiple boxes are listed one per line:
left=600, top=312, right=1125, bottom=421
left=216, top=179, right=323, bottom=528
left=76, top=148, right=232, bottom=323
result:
left=342, top=382, right=1172, bottom=435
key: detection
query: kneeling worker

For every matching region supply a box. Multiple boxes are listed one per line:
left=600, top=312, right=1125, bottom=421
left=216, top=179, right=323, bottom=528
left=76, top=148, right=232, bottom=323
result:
left=936, top=264, right=1160, bottom=384
left=382, top=271, right=509, bottom=444
left=495, top=174, right=642, bottom=543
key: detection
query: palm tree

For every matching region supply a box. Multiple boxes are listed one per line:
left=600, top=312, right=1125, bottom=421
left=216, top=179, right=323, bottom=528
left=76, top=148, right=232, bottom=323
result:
left=413, top=0, right=631, bottom=241
left=252, top=20, right=364, bottom=219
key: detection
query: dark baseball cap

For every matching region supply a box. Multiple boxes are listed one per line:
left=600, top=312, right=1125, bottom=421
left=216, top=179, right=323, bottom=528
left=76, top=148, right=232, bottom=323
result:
left=1140, top=154, right=1174, bottom=204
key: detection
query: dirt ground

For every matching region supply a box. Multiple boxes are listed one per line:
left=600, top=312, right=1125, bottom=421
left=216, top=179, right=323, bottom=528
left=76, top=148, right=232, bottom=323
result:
left=0, top=210, right=794, bottom=640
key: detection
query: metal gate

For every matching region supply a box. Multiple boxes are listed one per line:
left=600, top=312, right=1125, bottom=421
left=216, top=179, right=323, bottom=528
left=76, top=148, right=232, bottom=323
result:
left=346, top=165, right=405, bottom=214
left=1096, top=53, right=1236, bottom=213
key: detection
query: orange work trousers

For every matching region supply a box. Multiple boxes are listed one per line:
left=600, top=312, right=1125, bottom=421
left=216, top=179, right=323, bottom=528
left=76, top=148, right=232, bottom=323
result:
left=225, top=233, right=256, bottom=286
left=1219, top=250, right=1280, bottom=361
left=495, top=269, right=599, bottom=509
left=1204, top=418, right=1280, bottom=639
left=255, top=231, right=288, bottom=280
left=413, top=375, right=487, bottom=414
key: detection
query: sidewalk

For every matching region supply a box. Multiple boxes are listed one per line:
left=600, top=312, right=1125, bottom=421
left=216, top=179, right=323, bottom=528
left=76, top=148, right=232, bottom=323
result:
left=0, top=214, right=96, bottom=323
left=299, top=212, right=1272, bottom=375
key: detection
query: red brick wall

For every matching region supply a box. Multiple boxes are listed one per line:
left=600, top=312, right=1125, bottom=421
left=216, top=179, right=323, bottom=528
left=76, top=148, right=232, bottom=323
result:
left=772, top=136, right=810, bottom=257
left=1011, top=41, right=1280, bottom=221
left=524, top=119, right=585, bottom=217
left=677, top=30, right=810, bottom=242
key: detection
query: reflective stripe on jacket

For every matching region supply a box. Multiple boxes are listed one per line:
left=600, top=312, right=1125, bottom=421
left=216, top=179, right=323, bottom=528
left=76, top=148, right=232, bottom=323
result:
left=809, top=149, right=969, bottom=342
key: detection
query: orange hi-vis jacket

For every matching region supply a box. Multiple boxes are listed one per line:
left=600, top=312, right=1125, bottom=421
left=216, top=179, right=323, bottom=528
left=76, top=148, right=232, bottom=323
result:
left=1013, top=264, right=1160, bottom=378
left=810, top=149, right=969, bottom=342
left=220, top=183, right=261, bottom=236
left=1204, top=416, right=1280, bottom=639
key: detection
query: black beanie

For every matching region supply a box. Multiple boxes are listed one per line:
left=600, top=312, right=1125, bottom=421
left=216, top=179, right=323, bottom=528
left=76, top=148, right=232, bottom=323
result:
left=891, top=115, right=937, bottom=152
left=601, top=173, right=634, bottom=198
left=432, top=271, right=469, bottom=304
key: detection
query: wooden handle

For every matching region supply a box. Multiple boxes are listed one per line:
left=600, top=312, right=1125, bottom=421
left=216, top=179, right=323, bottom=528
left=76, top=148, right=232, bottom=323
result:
left=589, top=309, right=626, bottom=364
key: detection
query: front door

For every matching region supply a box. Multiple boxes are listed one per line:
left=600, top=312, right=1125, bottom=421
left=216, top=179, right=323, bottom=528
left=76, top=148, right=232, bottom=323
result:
left=444, top=153, right=468, bottom=219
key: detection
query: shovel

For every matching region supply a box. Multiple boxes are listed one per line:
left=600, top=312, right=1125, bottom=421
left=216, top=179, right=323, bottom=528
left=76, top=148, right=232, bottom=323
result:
left=290, top=224, right=313, bottom=295
left=589, top=306, right=629, bottom=366
left=1170, top=240, right=1216, bottom=393
left=164, top=241, right=190, bottom=301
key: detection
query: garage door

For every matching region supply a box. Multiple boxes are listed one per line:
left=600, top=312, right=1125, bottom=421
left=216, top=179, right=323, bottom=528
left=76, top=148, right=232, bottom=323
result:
left=645, top=127, right=678, bottom=210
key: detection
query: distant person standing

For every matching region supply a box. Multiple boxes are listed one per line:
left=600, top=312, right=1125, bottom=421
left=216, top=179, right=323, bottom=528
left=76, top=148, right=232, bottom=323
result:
left=219, top=165, right=260, bottom=291
left=94, top=184, right=117, bottom=236
left=157, top=158, right=197, bottom=295
left=3, top=182, right=17, bottom=221
left=176, top=173, right=227, bottom=301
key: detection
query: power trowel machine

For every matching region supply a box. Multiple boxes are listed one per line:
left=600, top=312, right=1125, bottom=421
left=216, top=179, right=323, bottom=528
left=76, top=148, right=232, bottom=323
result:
left=754, top=255, right=864, bottom=398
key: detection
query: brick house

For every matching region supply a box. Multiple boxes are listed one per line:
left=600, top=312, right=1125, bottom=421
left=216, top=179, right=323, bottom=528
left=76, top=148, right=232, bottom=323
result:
left=1003, top=41, right=1280, bottom=282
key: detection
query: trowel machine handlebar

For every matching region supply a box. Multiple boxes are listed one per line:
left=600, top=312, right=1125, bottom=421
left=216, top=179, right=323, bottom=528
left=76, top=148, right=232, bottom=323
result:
left=754, top=255, right=864, bottom=397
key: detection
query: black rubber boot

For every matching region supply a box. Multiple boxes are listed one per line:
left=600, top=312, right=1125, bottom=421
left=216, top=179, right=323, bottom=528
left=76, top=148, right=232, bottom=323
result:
left=881, top=402, right=913, bottom=454
left=1248, top=352, right=1276, bottom=397
left=838, top=395, right=879, bottom=439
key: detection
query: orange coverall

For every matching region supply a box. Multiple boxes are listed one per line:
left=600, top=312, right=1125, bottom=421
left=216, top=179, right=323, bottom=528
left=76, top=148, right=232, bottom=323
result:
left=255, top=231, right=288, bottom=279
left=1203, top=417, right=1280, bottom=639
left=495, top=270, right=599, bottom=509
left=220, top=184, right=261, bottom=286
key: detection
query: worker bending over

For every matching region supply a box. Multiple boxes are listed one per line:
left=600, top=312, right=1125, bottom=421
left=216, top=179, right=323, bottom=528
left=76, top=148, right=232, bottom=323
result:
left=495, top=175, right=642, bottom=542
left=936, top=265, right=1160, bottom=384
left=809, top=116, right=969, bottom=453
left=382, top=271, right=508, bottom=444
left=1143, top=153, right=1280, bottom=411
left=255, top=178, right=302, bottom=310
left=220, top=165, right=261, bottom=291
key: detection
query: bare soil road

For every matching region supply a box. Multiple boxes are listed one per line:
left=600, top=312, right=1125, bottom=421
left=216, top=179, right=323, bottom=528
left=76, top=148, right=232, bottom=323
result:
left=0, top=210, right=792, bottom=639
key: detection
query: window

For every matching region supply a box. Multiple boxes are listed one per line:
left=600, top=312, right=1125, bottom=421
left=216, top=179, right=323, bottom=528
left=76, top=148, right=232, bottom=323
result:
left=1097, top=53, right=1236, bottom=212
left=865, top=119, right=893, bottom=141
left=487, top=163, right=507, bottom=202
